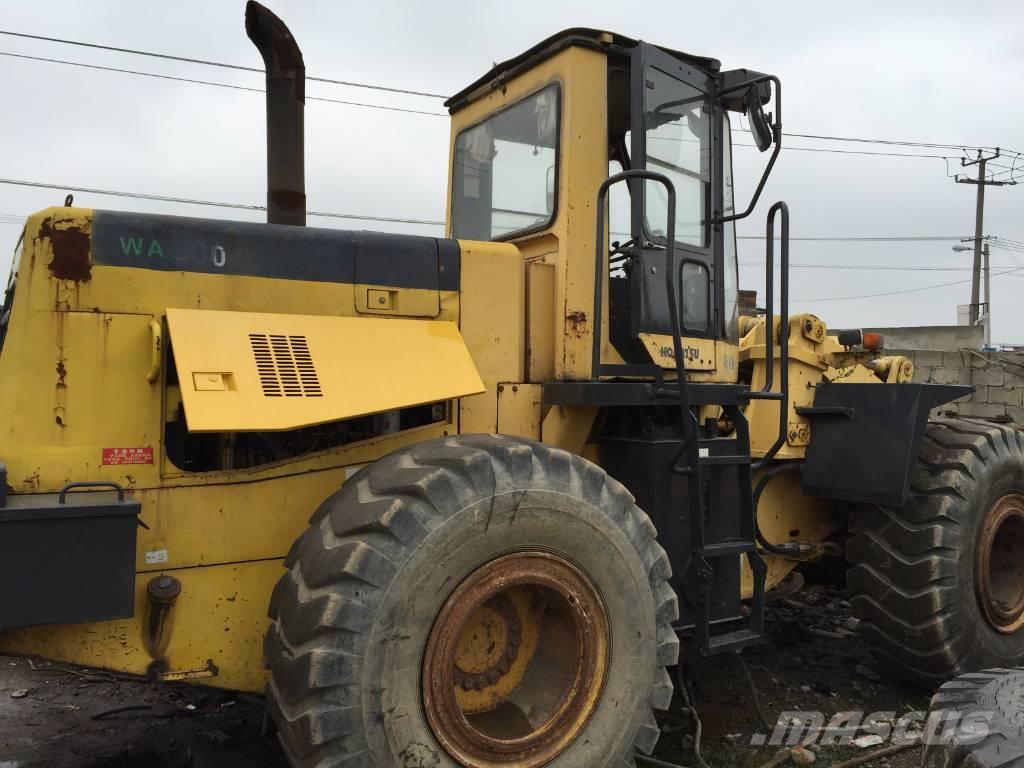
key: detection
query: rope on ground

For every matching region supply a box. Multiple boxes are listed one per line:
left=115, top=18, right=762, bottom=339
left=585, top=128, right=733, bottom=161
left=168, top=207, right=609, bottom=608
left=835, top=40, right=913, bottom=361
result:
left=756, top=748, right=792, bottom=768
left=91, top=704, right=153, bottom=721
left=676, top=664, right=711, bottom=768
left=636, top=754, right=690, bottom=768
left=825, top=740, right=921, bottom=768
left=735, top=650, right=775, bottom=732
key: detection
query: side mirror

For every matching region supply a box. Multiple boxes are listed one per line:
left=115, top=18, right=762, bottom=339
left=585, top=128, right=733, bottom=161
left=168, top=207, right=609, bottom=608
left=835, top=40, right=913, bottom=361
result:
left=744, top=85, right=774, bottom=152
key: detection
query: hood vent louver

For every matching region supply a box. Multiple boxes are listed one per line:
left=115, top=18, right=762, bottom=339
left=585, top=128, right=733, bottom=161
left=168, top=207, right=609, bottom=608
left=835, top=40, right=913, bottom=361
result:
left=249, top=333, right=322, bottom=398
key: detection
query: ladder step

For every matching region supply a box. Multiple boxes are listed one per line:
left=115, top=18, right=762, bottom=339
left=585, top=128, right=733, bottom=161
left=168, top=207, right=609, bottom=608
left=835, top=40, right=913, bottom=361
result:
left=707, top=628, right=763, bottom=653
left=703, top=541, right=756, bottom=557
left=699, top=454, right=751, bottom=466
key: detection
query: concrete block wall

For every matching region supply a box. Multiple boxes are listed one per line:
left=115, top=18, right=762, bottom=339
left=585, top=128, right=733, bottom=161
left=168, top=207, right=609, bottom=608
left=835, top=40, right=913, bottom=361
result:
left=890, top=348, right=1024, bottom=423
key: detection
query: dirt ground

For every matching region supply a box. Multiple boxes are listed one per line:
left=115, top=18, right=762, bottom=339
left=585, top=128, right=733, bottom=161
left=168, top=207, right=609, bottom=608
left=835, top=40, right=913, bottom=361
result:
left=0, top=574, right=933, bottom=768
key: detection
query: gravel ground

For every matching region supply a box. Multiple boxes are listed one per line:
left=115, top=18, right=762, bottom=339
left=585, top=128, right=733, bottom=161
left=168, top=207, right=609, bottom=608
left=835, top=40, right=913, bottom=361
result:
left=0, top=575, right=933, bottom=768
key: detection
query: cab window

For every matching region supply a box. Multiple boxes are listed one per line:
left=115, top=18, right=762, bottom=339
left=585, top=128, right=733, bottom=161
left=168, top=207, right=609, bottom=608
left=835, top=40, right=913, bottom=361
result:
left=451, top=85, right=560, bottom=241
left=642, top=67, right=710, bottom=248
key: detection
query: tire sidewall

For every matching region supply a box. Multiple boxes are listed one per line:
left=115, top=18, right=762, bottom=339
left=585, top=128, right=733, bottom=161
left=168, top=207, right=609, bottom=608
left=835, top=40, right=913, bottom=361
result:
left=361, top=487, right=658, bottom=767
left=956, top=444, right=1024, bottom=665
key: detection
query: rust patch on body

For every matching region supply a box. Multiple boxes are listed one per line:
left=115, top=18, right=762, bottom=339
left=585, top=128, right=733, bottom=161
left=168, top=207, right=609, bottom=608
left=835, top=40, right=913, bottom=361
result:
left=21, top=470, right=40, bottom=492
left=41, top=217, right=91, bottom=283
left=565, top=310, right=588, bottom=338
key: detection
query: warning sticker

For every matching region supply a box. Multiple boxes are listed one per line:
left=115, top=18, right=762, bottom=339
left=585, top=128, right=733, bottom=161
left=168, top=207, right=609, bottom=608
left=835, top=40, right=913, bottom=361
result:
left=102, top=447, right=154, bottom=465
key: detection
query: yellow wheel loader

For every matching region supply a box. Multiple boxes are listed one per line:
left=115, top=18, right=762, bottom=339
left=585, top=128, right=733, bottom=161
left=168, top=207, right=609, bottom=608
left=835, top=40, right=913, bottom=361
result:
left=1, top=4, right=1023, bottom=766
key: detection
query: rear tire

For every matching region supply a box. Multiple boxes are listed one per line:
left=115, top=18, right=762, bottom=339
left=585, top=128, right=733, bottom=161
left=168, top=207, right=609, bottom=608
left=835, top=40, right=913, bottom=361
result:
left=264, top=434, right=679, bottom=767
left=848, top=418, right=1024, bottom=686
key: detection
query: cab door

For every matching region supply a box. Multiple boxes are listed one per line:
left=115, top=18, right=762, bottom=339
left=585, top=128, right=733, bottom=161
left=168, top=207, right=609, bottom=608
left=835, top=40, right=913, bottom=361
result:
left=628, top=43, right=719, bottom=346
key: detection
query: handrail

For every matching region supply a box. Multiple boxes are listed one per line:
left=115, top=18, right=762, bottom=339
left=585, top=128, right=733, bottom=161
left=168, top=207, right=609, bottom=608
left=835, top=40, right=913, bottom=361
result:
left=591, top=169, right=677, bottom=378
left=750, top=201, right=790, bottom=472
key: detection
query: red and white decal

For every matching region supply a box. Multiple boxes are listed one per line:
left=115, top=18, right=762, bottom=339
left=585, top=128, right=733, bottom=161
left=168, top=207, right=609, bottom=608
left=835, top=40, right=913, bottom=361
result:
left=102, top=447, right=154, bottom=465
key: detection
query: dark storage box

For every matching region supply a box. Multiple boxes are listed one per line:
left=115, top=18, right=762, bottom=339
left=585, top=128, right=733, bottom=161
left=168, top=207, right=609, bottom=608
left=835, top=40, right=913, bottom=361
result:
left=0, top=489, right=141, bottom=630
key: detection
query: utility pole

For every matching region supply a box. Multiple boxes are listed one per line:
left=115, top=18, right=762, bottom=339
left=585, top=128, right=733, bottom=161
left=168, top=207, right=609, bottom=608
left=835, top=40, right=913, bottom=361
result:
left=956, top=149, right=1011, bottom=324
left=982, top=240, right=991, bottom=349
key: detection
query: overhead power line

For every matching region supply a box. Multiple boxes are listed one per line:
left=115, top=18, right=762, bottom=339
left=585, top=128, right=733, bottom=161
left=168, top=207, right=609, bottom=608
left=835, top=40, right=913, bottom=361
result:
left=5, top=28, right=1022, bottom=161
left=0, top=52, right=446, bottom=117
left=0, top=178, right=445, bottom=226
left=0, top=29, right=448, bottom=98
left=780, top=132, right=997, bottom=152
left=0, top=51, right=986, bottom=161
left=793, top=268, right=1024, bottom=302
left=737, top=234, right=966, bottom=242
left=0, top=177, right=1001, bottom=247
left=740, top=263, right=1015, bottom=272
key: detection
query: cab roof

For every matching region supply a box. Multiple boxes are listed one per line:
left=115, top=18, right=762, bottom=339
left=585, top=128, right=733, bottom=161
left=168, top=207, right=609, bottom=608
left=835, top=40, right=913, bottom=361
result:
left=445, top=28, right=721, bottom=113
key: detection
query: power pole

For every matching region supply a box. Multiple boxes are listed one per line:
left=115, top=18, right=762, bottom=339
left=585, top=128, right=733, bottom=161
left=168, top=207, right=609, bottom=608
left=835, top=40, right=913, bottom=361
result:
left=982, top=240, right=991, bottom=349
left=956, top=149, right=1011, bottom=323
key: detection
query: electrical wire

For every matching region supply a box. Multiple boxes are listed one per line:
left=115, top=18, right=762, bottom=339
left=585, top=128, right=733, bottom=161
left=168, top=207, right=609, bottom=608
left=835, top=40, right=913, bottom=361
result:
left=791, top=268, right=1024, bottom=302
left=0, top=177, right=445, bottom=226
left=4, top=177, right=1021, bottom=272
left=735, top=142, right=950, bottom=159
left=0, top=52, right=447, bottom=117
left=777, top=131, right=995, bottom=152
left=737, top=234, right=966, bottom=242
left=0, top=50, right=979, bottom=159
left=4, top=177, right=1017, bottom=253
left=740, top=262, right=1019, bottom=272
left=3, top=33, right=1019, bottom=162
left=0, top=29, right=448, bottom=98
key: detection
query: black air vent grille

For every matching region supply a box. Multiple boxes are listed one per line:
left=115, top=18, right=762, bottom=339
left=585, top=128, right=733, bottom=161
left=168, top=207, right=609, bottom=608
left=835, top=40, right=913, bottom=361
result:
left=249, top=333, right=322, bottom=398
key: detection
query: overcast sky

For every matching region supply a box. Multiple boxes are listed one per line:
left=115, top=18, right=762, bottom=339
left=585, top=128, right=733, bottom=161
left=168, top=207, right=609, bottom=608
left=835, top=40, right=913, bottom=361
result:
left=2, top=1, right=1022, bottom=342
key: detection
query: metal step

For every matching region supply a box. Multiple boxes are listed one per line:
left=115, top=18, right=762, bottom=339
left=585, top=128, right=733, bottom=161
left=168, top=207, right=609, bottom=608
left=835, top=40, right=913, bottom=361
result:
left=703, top=540, right=757, bottom=557
left=707, top=627, right=764, bottom=653
left=698, top=454, right=752, bottom=466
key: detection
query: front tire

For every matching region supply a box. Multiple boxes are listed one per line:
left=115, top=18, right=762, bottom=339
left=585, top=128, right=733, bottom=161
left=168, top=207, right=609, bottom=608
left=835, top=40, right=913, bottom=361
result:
left=265, top=435, right=679, bottom=767
left=923, top=667, right=1024, bottom=768
left=848, top=418, right=1024, bottom=686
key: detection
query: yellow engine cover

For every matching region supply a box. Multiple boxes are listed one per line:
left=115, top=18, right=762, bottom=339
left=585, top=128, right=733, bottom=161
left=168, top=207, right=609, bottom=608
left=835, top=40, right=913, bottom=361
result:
left=167, top=307, right=485, bottom=432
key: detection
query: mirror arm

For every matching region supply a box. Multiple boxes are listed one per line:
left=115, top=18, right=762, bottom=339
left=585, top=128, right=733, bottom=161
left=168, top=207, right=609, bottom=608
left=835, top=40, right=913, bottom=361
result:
left=715, top=74, right=782, bottom=225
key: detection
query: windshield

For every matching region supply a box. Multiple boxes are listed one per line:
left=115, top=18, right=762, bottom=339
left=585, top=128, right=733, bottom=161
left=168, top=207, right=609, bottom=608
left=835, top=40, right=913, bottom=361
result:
left=642, top=66, right=710, bottom=247
left=451, top=85, right=560, bottom=241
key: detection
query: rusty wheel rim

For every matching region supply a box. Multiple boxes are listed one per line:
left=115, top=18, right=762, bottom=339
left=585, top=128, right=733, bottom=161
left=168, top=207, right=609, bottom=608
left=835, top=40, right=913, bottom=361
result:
left=976, top=494, right=1024, bottom=634
left=422, top=552, right=610, bottom=767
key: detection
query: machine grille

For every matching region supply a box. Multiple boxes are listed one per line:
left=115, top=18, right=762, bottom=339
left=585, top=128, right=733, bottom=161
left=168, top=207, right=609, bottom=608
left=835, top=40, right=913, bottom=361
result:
left=249, top=333, right=323, bottom=398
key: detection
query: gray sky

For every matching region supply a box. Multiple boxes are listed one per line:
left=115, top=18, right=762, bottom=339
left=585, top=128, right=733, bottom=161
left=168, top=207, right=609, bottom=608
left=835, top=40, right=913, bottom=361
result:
left=2, top=1, right=1023, bottom=341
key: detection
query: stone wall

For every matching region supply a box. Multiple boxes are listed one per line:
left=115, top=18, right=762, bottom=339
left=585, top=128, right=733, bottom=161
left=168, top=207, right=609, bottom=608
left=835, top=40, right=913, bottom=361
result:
left=890, top=348, right=1024, bottom=423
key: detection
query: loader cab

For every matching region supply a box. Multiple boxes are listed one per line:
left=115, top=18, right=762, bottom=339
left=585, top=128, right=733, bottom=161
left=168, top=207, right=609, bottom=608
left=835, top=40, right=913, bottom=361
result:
left=446, top=29, right=776, bottom=381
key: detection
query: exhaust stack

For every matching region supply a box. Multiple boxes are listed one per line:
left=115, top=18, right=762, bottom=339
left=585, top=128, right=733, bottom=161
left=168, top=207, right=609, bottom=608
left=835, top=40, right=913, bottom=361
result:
left=245, top=1, right=306, bottom=226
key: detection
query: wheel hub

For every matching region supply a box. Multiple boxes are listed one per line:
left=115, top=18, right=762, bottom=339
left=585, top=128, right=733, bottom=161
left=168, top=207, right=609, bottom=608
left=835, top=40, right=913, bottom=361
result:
left=422, top=552, right=610, bottom=767
left=976, top=494, right=1024, bottom=634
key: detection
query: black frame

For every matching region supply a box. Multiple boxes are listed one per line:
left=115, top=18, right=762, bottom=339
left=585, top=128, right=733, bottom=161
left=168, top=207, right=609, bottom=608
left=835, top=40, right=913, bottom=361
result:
left=0, top=230, right=23, bottom=360
left=627, top=42, right=722, bottom=344
left=449, top=82, right=563, bottom=243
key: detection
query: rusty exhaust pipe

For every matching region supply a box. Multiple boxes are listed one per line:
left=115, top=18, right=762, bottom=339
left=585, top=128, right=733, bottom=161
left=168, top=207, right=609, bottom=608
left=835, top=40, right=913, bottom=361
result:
left=245, top=1, right=306, bottom=226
